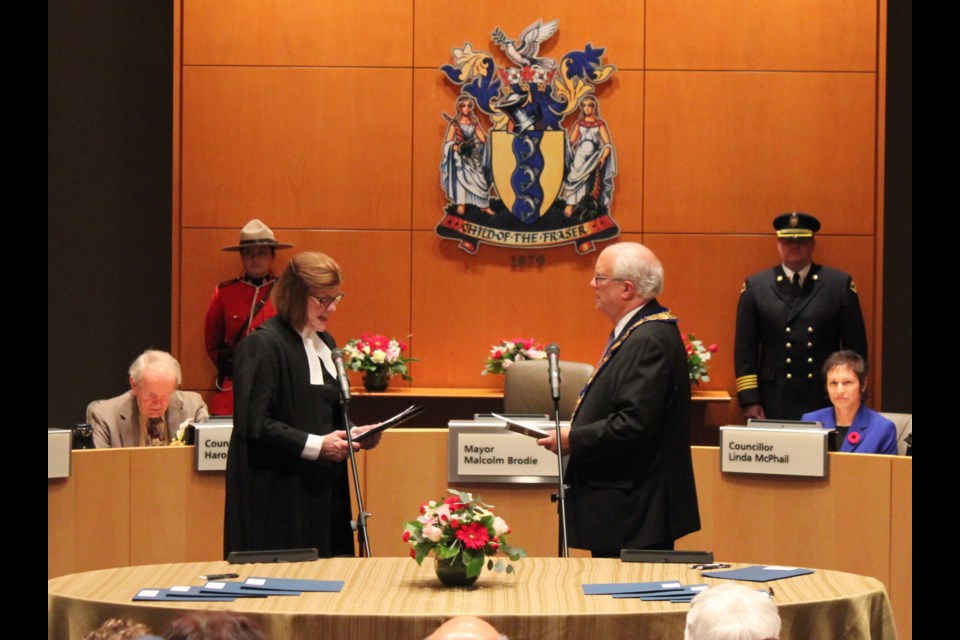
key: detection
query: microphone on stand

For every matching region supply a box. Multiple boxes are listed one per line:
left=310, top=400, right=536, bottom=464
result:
left=330, top=349, right=352, bottom=403
left=546, top=343, right=561, bottom=402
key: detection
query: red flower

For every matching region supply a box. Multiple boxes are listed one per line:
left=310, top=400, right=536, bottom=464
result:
left=402, top=530, right=411, bottom=542
left=456, top=523, right=490, bottom=550
left=444, top=496, right=466, bottom=511
left=847, top=431, right=861, bottom=445
left=450, top=518, right=460, bottom=529
left=410, top=549, right=416, bottom=558
left=708, top=344, right=718, bottom=352
left=489, top=541, right=499, bottom=551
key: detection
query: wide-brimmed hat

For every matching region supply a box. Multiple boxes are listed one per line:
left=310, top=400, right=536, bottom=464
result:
left=773, top=212, right=821, bottom=239
left=222, top=219, right=294, bottom=251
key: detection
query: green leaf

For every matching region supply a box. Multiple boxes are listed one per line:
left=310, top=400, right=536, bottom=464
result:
left=465, top=552, right=485, bottom=578
left=506, top=564, right=515, bottom=574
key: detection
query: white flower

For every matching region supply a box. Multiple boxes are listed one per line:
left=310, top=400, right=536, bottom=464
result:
left=503, top=359, right=513, bottom=369
left=372, top=350, right=387, bottom=364
left=493, top=516, right=510, bottom=536
left=422, top=523, right=443, bottom=542
left=503, top=341, right=515, bottom=352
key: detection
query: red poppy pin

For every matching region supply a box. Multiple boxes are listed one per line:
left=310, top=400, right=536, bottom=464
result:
left=847, top=431, right=861, bottom=445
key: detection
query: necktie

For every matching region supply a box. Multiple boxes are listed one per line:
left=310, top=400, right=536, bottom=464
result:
left=147, top=418, right=164, bottom=445
left=791, top=273, right=802, bottom=302
left=598, top=330, right=616, bottom=366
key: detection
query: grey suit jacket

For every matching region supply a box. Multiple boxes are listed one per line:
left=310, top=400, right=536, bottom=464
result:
left=87, top=390, right=209, bottom=448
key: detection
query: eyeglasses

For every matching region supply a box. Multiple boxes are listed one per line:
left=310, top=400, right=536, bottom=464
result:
left=309, top=292, right=345, bottom=309
left=593, top=274, right=625, bottom=283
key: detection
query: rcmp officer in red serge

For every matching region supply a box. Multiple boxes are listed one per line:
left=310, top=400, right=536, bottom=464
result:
left=204, top=219, right=293, bottom=416
left=734, top=212, right=868, bottom=421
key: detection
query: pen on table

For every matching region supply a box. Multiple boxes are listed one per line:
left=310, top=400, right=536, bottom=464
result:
left=689, top=563, right=731, bottom=570
left=200, top=572, right=240, bottom=581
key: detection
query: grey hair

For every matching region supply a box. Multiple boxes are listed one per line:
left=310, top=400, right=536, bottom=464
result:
left=128, top=350, right=182, bottom=386
left=609, top=242, right=664, bottom=298
left=684, top=584, right=781, bottom=640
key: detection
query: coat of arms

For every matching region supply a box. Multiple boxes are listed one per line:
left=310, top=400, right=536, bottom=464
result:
left=437, top=19, right=619, bottom=254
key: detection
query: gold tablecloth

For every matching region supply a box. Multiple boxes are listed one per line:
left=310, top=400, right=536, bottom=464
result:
left=48, top=557, right=897, bottom=640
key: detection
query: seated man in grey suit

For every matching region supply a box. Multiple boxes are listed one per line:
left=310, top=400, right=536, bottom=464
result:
left=87, top=349, right=208, bottom=448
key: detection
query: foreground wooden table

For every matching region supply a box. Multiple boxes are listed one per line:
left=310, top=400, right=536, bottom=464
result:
left=48, top=557, right=896, bottom=640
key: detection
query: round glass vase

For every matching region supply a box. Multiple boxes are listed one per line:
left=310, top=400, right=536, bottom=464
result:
left=434, top=555, right=479, bottom=587
left=362, top=368, right=391, bottom=392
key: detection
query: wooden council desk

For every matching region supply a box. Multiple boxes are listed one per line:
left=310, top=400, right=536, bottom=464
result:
left=47, top=557, right=896, bottom=640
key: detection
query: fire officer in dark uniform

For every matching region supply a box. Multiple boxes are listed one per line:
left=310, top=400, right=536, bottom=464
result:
left=734, top=212, right=868, bottom=421
left=204, top=219, right=293, bottom=415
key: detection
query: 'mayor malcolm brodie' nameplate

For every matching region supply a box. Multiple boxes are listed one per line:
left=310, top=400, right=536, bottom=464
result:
left=719, top=426, right=829, bottom=478
left=447, top=419, right=566, bottom=483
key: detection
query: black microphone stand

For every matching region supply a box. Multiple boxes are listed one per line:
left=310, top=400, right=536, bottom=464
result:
left=547, top=353, right=570, bottom=558
left=338, top=379, right=372, bottom=558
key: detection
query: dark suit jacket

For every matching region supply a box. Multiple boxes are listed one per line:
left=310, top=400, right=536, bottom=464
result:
left=566, top=300, right=701, bottom=553
left=87, top=390, right=209, bottom=448
left=734, top=263, right=868, bottom=420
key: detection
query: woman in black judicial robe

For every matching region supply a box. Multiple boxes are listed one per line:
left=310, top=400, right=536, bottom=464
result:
left=223, top=252, right=382, bottom=558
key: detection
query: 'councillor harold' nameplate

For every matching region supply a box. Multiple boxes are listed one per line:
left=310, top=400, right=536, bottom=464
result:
left=719, top=426, right=829, bottom=478
left=194, top=422, right=233, bottom=471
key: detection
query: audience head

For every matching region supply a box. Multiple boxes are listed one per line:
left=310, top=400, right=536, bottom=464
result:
left=83, top=618, right=154, bottom=640
left=163, top=612, right=266, bottom=640
left=684, top=584, right=781, bottom=640
left=128, top=350, right=182, bottom=419
left=426, top=615, right=507, bottom=640
left=591, top=242, right=664, bottom=322
left=273, top=251, right=343, bottom=332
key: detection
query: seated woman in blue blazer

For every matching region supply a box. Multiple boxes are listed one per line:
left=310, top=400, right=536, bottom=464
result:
left=802, top=350, right=897, bottom=454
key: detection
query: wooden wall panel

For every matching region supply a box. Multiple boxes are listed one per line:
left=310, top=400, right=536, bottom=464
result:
left=413, top=0, right=645, bottom=70
left=73, top=450, right=130, bottom=572
left=410, top=230, right=622, bottom=388
left=644, top=71, right=876, bottom=235
left=181, top=66, right=412, bottom=230
left=889, top=458, right=912, bottom=640
left=183, top=0, right=413, bottom=67
left=47, top=478, right=76, bottom=579
left=410, top=70, right=644, bottom=232
left=646, top=0, right=877, bottom=71
left=179, top=229, right=412, bottom=392
left=712, top=454, right=891, bottom=586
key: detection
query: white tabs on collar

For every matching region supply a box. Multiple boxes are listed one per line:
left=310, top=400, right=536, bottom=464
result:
left=300, top=328, right=336, bottom=385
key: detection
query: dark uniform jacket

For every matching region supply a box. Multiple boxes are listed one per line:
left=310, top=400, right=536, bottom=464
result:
left=566, top=300, right=701, bottom=554
left=734, top=263, right=867, bottom=420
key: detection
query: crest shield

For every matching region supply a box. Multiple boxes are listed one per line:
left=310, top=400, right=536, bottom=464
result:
left=491, top=130, right=564, bottom=223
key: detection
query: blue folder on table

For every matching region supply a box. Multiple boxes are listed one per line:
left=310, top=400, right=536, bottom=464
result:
left=133, top=588, right=237, bottom=602
left=613, top=584, right=709, bottom=600
left=702, top=565, right=814, bottom=582
left=583, top=581, right=684, bottom=596
left=201, top=581, right=301, bottom=596
left=242, top=577, right=344, bottom=592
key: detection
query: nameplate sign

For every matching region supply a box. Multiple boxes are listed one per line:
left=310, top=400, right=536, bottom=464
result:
left=448, top=419, right=566, bottom=484
left=194, top=422, right=233, bottom=471
left=48, top=429, right=72, bottom=478
left=720, top=426, right=829, bottom=478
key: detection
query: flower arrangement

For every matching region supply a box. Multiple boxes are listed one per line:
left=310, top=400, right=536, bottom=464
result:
left=403, top=490, right=526, bottom=579
left=169, top=419, right=193, bottom=446
left=684, top=333, right=718, bottom=385
left=343, top=333, right=417, bottom=381
left=481, top=338, right=547, bottom=375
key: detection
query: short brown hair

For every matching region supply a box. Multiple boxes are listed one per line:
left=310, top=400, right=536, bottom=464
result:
left=822, top=350, right=867, bottom=385
left=273, top=251, right=342, bottom=330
